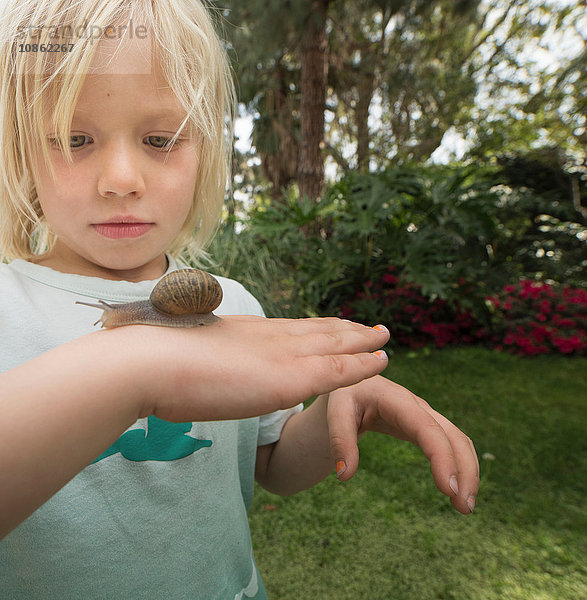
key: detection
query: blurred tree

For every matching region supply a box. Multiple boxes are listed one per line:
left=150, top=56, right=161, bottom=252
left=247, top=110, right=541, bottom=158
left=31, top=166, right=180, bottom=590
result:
left=464, top=0, right=585, bottom=164
left=219, top=0, right=584, bottom=198
left=327, top=0, right=482, bottom=168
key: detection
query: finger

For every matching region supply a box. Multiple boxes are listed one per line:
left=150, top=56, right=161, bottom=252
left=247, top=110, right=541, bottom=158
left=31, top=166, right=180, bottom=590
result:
left=297, top=326, right=389, bottom=356
left=326, top=389, right=360, bottom=482
left=222, top=316, right=390, bottom=350
left=371, top=388, right=466, bottom=510
left=427, top=408, right=479, bottom=514
left=413, top=417, right=461, bottom=498
left=275, top=316, right=389, bottom=339
left=402, top=403, right=479, bottom=515
left=299, top=351, right=389, bottom=398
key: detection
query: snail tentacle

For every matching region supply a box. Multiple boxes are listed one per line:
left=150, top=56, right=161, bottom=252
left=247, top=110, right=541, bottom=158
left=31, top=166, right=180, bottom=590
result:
left=75, top=299, right=132, bottom=328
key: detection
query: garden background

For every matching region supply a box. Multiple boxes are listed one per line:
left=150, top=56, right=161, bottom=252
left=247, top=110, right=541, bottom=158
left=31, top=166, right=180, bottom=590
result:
left=208, top=1, right=585, bottom=598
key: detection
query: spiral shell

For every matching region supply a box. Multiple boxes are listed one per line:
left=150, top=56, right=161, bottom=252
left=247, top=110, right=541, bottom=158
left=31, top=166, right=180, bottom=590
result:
left=150, top=269, right=223, bottom=316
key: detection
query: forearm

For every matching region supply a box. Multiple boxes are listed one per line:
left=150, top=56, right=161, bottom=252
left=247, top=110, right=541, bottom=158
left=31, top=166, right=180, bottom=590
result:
left=0, top=316, right=389, bottom=535
left=255, top=394, right=336, bottom=495
left=0, top=326, right=153, bottom=538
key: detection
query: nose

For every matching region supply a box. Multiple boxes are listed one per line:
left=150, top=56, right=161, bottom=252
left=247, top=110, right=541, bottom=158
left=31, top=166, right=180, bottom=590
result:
left=97, top=140, right=146, bottom=199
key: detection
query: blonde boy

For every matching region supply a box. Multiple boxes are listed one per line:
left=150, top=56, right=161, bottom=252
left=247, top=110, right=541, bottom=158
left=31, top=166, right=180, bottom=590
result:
left=0, top=1, right=478, bottom=598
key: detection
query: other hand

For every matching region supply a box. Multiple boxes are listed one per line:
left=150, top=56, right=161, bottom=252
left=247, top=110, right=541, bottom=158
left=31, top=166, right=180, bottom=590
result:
left=327, top=375, right=479, bottom=515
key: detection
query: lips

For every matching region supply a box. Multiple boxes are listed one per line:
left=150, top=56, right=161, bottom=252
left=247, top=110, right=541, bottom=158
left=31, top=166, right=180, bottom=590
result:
left=92, top=216, right=154, bottom=239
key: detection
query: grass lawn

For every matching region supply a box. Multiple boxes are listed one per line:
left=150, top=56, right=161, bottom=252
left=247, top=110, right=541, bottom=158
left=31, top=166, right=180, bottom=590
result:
left=248, top=347, right=586, bottom=599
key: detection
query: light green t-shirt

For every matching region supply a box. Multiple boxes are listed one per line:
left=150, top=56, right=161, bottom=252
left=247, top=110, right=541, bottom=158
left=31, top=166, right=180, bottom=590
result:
left=0, top=257, right=301, bottom=599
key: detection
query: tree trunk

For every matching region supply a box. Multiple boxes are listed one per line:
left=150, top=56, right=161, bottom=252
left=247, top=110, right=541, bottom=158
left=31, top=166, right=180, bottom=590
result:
left=356, top=65, right=375, bottom=171
left=298, top=0, right=329, bottom=201
left=260, top=65, right=299, bottom=200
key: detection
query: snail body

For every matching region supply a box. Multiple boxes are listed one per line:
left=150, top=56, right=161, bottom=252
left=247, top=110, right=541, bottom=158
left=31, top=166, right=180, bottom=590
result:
left=76, top=269, right=223, bottom=329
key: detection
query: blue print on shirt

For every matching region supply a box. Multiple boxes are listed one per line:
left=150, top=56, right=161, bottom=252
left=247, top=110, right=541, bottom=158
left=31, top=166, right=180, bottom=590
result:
left=93, top=416, right=212, bottom=463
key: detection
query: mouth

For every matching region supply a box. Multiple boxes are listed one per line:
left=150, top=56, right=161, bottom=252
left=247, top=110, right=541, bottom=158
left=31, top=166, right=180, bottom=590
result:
left=92, top=215, right=154, bottom=240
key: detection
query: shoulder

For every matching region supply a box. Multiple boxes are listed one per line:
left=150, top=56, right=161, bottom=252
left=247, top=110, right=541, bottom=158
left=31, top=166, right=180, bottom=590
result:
left=0, top=260, right=32, bottom=296
left=0, top=260, right=21, bottom=279
left=212, top=275, right=265, bottom=318
left=0, top=262, right=21, bottom=315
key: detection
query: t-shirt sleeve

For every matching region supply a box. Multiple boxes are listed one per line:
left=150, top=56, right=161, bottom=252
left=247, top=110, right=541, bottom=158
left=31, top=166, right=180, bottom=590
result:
left=215, top=275, right=304, bottom=446
left=257, top=404, right=304, bottom=446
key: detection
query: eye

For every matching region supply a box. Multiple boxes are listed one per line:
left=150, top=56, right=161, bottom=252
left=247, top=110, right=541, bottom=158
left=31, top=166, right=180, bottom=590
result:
left=145, top=135, right=176, bottom=149
left=69, top=134, right=91, bottom=148
left=48, top=135, right=92, bottom=150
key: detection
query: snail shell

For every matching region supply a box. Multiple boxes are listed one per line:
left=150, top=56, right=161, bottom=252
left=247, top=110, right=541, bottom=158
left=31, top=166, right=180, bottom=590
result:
left=150, top=269, right=222, bottom=316
left=76, top=269, right=223, bottom=329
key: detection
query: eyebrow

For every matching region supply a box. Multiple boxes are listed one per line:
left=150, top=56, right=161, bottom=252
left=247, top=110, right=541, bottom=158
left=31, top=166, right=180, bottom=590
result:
left=71, top=106, right=189, bottom=130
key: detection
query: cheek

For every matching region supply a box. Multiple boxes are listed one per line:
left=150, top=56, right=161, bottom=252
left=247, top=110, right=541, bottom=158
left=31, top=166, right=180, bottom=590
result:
left=159, top=151, right=199, bottom=210
left=34, top=159, right=88, bottom=209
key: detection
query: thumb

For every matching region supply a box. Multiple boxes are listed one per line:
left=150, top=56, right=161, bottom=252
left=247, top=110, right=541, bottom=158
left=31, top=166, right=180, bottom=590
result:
left=327, top=390, right=361, bottom=482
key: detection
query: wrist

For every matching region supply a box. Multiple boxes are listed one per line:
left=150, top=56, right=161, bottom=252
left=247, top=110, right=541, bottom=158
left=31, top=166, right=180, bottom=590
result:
left=101, top=324, right=210, bottom=421
left=92, top=324, right=166, bottom=420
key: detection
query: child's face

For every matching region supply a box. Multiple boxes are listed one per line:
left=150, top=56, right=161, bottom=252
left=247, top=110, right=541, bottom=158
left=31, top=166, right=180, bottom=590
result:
left=33, top=33, right=199, bottom=281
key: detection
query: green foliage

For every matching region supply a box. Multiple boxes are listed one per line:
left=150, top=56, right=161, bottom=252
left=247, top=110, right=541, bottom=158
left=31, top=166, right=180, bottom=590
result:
left=245, top=190, right=345, bottom=316
left=491, top=148, right=586, bottom=285
left=211, top=162, right=585, bottom=333
left=466, top=1, right=585, bottom=162
left=264, top=165, right=506, bottom=317
left=207, top=218, right=301, bottom=318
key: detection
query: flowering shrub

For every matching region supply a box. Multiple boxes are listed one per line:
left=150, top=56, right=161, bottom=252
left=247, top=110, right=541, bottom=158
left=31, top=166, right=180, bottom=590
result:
left=340, top=268, right=586, bottom=356
left=340, top=266, right=486, bottom=350
left=486, top=280, right=586, bottom=356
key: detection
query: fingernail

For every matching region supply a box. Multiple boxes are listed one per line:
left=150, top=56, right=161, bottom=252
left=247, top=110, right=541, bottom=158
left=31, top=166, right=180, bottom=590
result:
left=449, top=476, right=459, bottom=496
left=373, top=324, right=388, bottom=334
left=336, top=460, right=347, bottom=479
left=467, top=496, right=476, bottom=513
left=373, top=350, right=388, bottom=360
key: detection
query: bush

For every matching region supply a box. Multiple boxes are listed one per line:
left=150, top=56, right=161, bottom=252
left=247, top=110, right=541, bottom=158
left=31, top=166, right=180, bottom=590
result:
left=339, top=272, right=587, bottom=356
left=486, top=281, right=586, bottom=356
left=212, top=164, right=585, bottom=344
left=341, top=266, right=486, bottom=349
left=228, top=167, right=513, bottom=320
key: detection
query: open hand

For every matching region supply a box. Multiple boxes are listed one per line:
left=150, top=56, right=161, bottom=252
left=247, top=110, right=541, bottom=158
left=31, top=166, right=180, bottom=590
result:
left=138, top=316, right=390, bottom=422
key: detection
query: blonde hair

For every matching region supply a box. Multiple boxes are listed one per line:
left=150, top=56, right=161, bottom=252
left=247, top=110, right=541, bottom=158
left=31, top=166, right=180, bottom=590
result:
left=0, top=0, right=234, bottom=264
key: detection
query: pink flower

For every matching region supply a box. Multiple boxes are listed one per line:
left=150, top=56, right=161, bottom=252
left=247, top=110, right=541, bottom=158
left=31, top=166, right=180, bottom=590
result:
left=383, top=274, right=398, bottom=284
left=554, top=317, right=576, bottom=329
left=553, top=336, right=582, bottom=354
left=531, top=326, right=548, bottom=342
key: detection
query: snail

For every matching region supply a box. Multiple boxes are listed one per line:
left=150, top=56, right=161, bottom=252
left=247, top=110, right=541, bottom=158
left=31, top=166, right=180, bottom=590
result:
left=76, top=269, right=223, bottom=328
